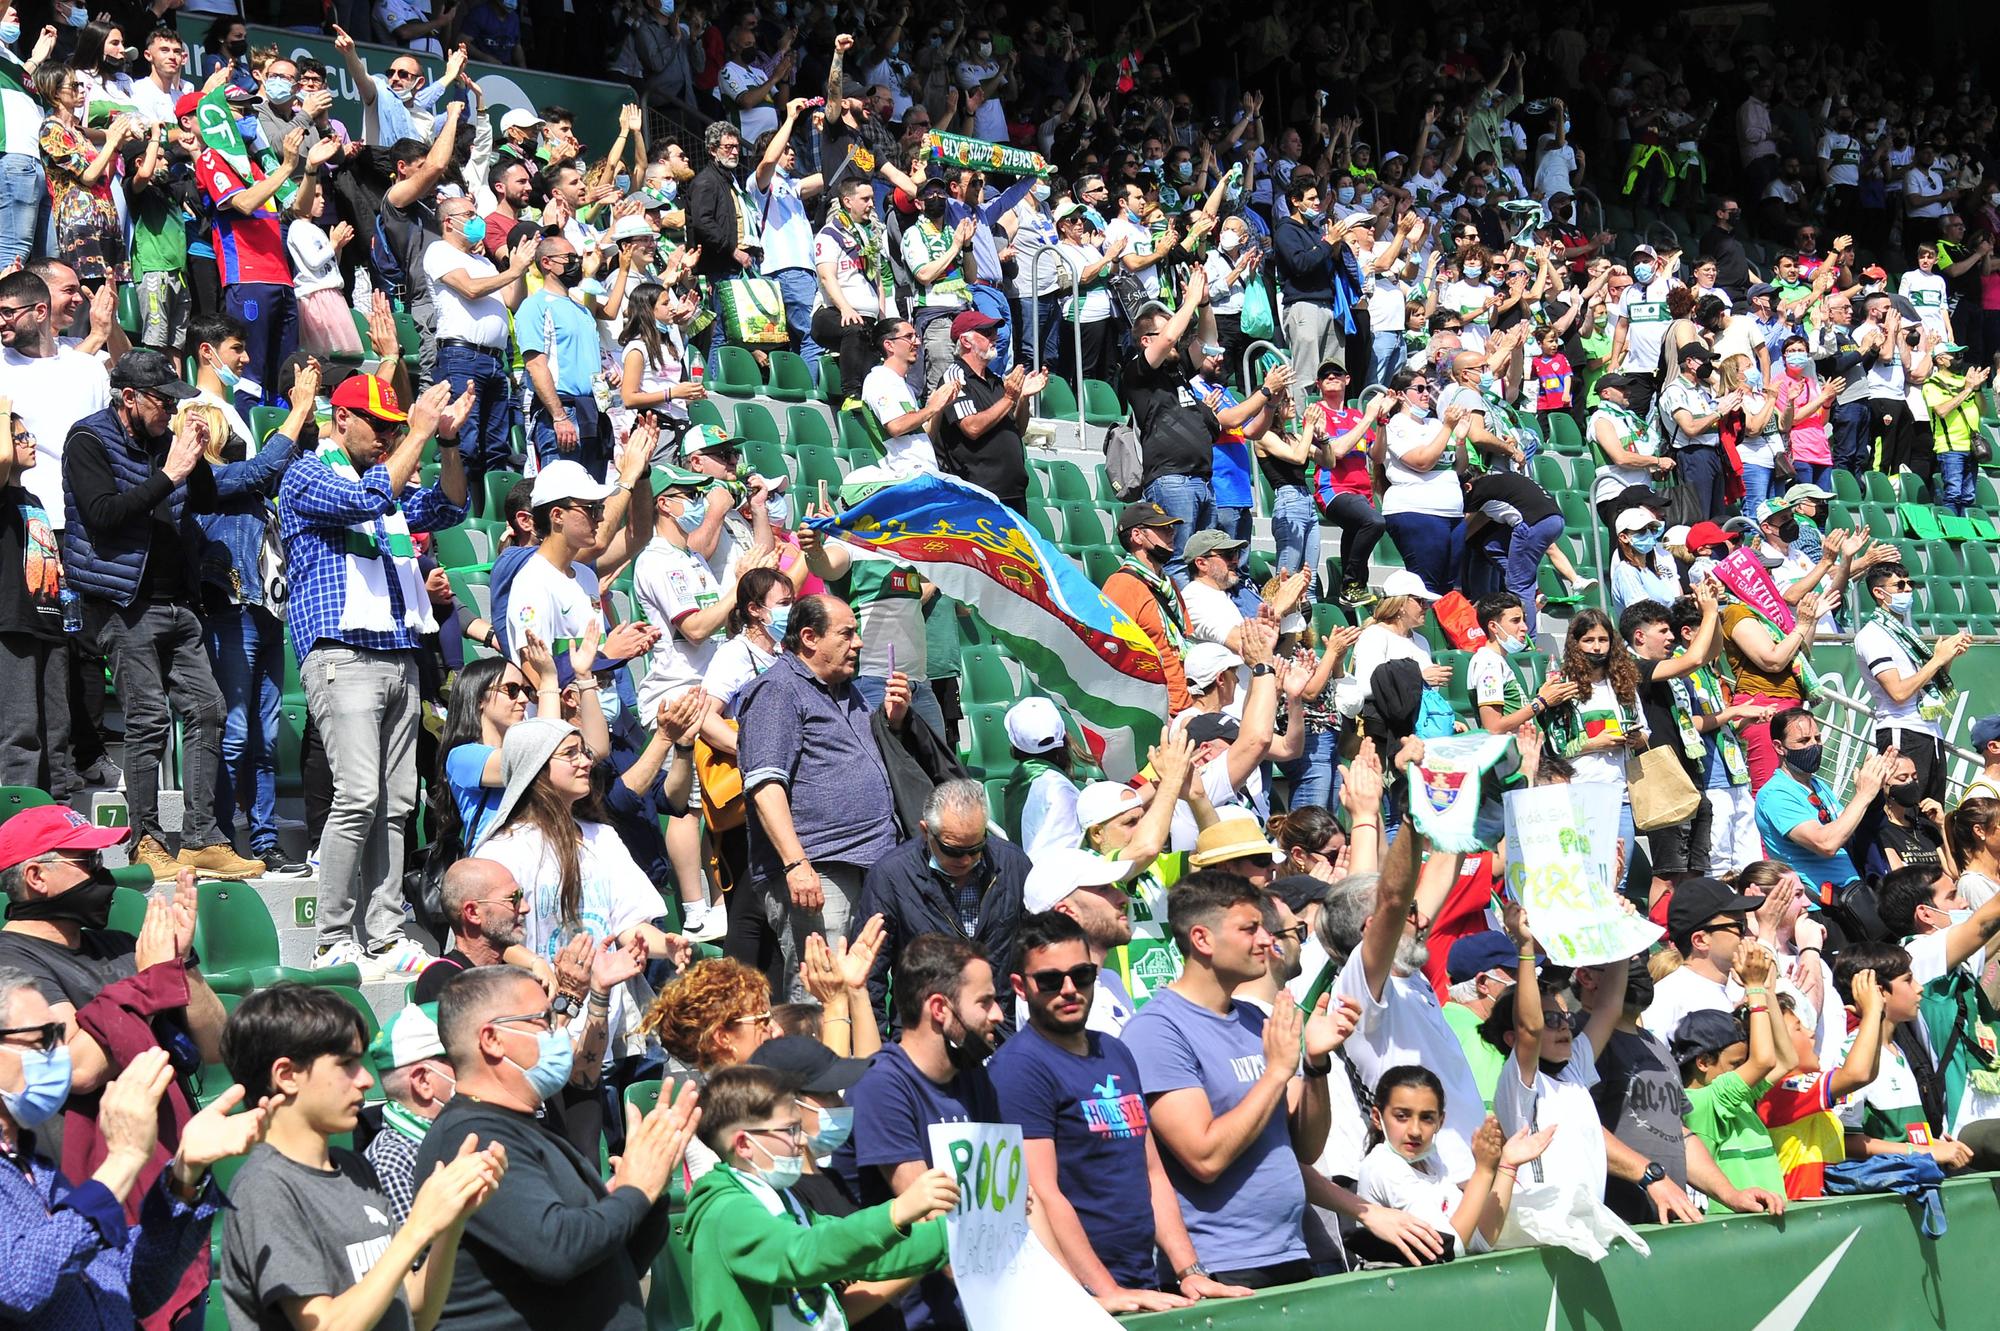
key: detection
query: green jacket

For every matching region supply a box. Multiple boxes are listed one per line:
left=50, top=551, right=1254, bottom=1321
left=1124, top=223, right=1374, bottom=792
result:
left=683, top=1166, right=949, bottom=1331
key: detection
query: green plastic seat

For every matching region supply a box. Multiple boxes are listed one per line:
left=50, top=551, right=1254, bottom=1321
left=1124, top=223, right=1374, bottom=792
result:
left=1023, top=504, right=1060, bottom=546
left=960, top=647, right=1018, bottom=704
left=1058, top=501, right=1113, bottom=551
left=482, top=469, right=524, bottom=521
left=816, top=356, right=842, bottom=404
left=116, top=283, right=141, bottom=335
left=1929, top=543, right=1965, bottom=579
left=277, top=698, right=309, bottom=796
left=434, top=525, right=495, bottom=571
left=958, top=703, right=1014, bottom=773
left=1037, top=375, right=1079, bottom=421
left=1863, top=471, right=1898, bottom=505
left=790, top=444, right=846, bottom=496
left=446, top=568, right=492, bottom=623
left=248, top=406, right=289, bottom=445
left=194, top=881, right=358, bottom=994
left=765, top=350, right=812, bottom=403
left=1829, top=467, right=1863, bottom=504
left=393, top=312, right=421, bottom=363
left=105, top=885, right=150, bottom=935
left=1544, top=411, right=1586, bottom=455
left=714, top=346, right=764, bottom=399
left=1082, top=546, right=1121, bottom=585
left=786, top=406, right=835, bottom=452
left=836, top=409, right=881, bottom=462
left=1531, top=454, right=1570, bottom=494
left=0, top=786, right=53, bottom=823
left=686, top=399, right=727, bottom=431
left=1043, top=459, right=1093, bottom=504
left=1081, top=378, right=1124, bottom=426
left=1895, top=471, right=1932, bottom=505
left=728, top=400, right=780, bottom=447
left=1435, top=649, right=1473, bottom=714
left=741, top=437, right=788, bottom=483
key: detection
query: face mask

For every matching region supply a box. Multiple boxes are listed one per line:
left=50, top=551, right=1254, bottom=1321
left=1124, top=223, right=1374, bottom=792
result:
left=1082, top=206, right=1106, bottom=231
left=1174, top=161, right=1193, bottom=183
left=501, top=1024, right=574, bottom=1102
left=1144, top=156, right=1164, bottom=176
left=1633, top=263, right=1654, bottom=284
left=1773, top=516, right=1800, bottom=541
left=263, top=76, right=294, bottom=104
left=923, top=196, right=948, bottom=223
left=1219, top=231, right=1242, bottom=252
left=1301, top=207, right=1323, bottom=224
left=1407, top=401, right=1431, bottom=421
left=1785, top=352, right=1810, bottom=371
left=1581, top=649, right=1611, bottom=669
left=1032, top=180, right=1050, bottom=202
left=976, top=40, right=992, bottom=57
left=803, top=1101, right=853, bottom=1153
left=0, top=22, right=19, bottom=44
left=1745, top=369, right=1764, bottom=391
left=1495, top=632, right=1526, bottom=655
left=1889, top=780, right=1925, bottom=808
left=1786, top=743, right=1824, bottom=776
left=1, top=1045, right=72, bottom=1128
left=458, top=213, right=487, bottom=246
left=765, top=605, right=791, bottom=641
left=943, top=1012, right=994, bottom=1070
left=1336, top=185, right=1356, bottom=205
left=654, top=316, right=678, bottom=335
left=1889, top=590, right=1914, bottom=615
left=1479, top=371, right=1496, bottom=395
left=222, top=31, right=242, bottom=48
left=1629, top=532, right=1660, bottom=554
left=212, top=358, right=241, bottom=392
left=675, top=494, right=710, bottom=533
left=5, top=867, right=117, bottom=930
left=1464, top=264, right=1484, bottom=280
left=1947, top=907, right=1974, bottom=927
left=748, top=1135, right=804, bottom=1189
left=554, top=257, right=583, bottom=286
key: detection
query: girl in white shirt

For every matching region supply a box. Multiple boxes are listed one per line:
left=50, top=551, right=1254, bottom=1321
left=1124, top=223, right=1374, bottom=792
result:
left=617, top=281, right=704, bottom=460
left=1358, top=1065, right=1553, bottom=1258
left=288, top=218, right=366, bottom=358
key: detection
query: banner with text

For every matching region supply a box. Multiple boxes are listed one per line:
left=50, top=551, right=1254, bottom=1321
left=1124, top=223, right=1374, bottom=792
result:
left=1502, top=782, right=1661, bottom=966
left=927, top=1122, right=1118, bottom=1331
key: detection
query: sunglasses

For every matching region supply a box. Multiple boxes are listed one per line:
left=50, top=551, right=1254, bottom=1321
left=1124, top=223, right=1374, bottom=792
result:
left=929, top=832, right=987, bottom=859
left=730, top=1011, right=774, bottom=1026
left=491, top=681, right=531, bottom=700
left=475, top=890, right=526, bottom=908
left=1025, top=962, right=1099, bottom=994
left=1272, top=922, right=1309, bottom=946
left=0, top=1021, right=65, bottom=1053
left=562, top=501, right=606, bottom=519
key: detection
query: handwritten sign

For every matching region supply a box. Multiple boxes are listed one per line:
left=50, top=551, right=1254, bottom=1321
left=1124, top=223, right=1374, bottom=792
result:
left=927, top=1122, right=1118, bottom=1331
left=1502, top=783, right=1660, bottom=966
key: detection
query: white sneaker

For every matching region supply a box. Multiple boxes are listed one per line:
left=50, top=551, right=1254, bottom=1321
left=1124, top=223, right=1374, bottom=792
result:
left=681, top=900, right=728, bottom=943
left=312, top=939, right=368, bottom=972
left=1568, top=575, right=1598, bottom=593
left=369, top=937, right=437, bottom=978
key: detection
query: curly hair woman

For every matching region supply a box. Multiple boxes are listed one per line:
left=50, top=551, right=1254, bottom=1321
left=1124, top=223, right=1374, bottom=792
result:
left=1543, top=608, right=1647, bottom=870
left=641, top=956, right=772, bottom=1178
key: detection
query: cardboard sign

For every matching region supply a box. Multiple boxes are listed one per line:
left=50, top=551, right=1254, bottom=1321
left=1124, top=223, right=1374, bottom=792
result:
left=926, top=1122, right=1118, bottom=1331
left=1502, top=783, right=1662, bottom=966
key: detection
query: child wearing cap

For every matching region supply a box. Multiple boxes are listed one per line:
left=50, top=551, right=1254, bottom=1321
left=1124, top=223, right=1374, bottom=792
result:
left=1674, top=945, right=1796, bottom=1196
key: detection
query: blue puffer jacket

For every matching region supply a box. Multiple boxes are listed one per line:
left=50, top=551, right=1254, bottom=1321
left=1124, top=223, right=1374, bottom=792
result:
left=196, top=428, right=301, bottom=611
left=61, top=405, right=207, bottom=607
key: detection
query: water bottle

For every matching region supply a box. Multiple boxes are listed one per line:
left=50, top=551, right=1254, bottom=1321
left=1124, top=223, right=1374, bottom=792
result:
left=59, top=585, right=81, bottom=635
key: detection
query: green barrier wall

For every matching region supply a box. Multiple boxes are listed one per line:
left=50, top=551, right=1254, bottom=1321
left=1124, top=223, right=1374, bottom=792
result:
left=1122, top=1175, right=2000, bottom=1331
left=247, top=26, right=634, bottom=155
left=1804, top=641, right=1997, bottom=790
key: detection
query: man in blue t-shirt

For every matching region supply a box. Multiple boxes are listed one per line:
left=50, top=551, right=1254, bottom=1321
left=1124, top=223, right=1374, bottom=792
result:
left=1753, top=710, right=1892, bottom=894
left=832, top=932, right=1006, bottom=1330
left=1121, top=872, right=1348, bottom=1289
left=990, top=912, right=1251, bottom=1312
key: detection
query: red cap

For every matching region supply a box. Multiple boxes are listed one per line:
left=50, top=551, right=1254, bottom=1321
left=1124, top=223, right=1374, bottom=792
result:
left=949, top=310, right=1001, bottom=341
left=1684, top=520, right=1731, bottom=550
left=174, top=92, right=202, bottom=119
left=0, top=805, right=128, bottom=872
left=330, top=373, right=409, bottom=423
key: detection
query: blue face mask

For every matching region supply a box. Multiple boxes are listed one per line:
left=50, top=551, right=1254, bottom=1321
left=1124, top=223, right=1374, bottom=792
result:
left=765, top=605, right=791, bottom=641
left=1630, top=532, right=1661, bottom=554
left=1495, top=632, right=1526, bottom=654
left=458, top=213, right=487, bottom=246
left=655, top=318, right=675, bottom=334
left=212, top=358, right=241, bottom=391
left=2, top=1045, right=73, bottom=1128
left=615, top=173, right=631, bottom=193
left=500, top=1023, right=573, bottom=1102
left=65, top=6, right=87, bottom=27
left=803, top=1100, right=852, bottom=1153
left=1336, top=185, right=1356, bottom=204
left=1464, top=264, right=1484, bottom=280
left=1745, top=369, right=1764, bottom=390
left=747, top=1135, right=803, bottom=1190
left=675, top=494, right=710, bottom=533
left=1479, top=371, right=1497, bottom=394
left=1302, top=208, right=1323, bottom=224
left=1033, top=180, right=1050, bottom=202
left=1785, top=352, right=1810, bottom=370
left=1174, top=161, right=1193, bottom=182
left=1889, top=590, right=1914, bottom=615
left=1948, top=907, right=1974, bottom=927
left=0, top=22, right=20, bottom=44
left=1633, top=263, right=1655, bottom=284
left=263, top=76, right=294, bottom=104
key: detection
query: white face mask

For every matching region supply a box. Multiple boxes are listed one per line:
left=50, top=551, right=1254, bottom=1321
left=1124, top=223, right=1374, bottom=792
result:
left=1219, top=231, right=1242, bottom=252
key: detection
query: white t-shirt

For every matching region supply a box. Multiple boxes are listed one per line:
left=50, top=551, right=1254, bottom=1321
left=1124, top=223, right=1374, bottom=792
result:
left=1904, top=166, right=1949, bottom=218
left=3, top=345, right=112, bottom=531
left=1853, top=619, right=1940, bottom=737
left=719, top=62, right=779, bottom=142
left=1366, top=240, right=1411, bottom=329
left=1467, top=644, right=1521, bottom=716
left=755, top=171, right=814, bottom=274
left=1204, top=249, right=1250, bottom=315
left=1899, top=270, right=1950, bottom=334
left=1056, top=242, right=1113, bottom=322
left=1492, top=1033, right=1607, bottom=1197
left=1181, top=578, right=1244, bottom=648
left=702, top=633, right=776, bottom=713
left=473, top=820, right=662, bottom=1058
left=1565, top=677, right=1637, bottom=789
left=1104, top=214, right=1161, bottom=299
left=862, top=364, right=939, bottom=475
left=1641, top=965, right=1729, bottom=1044
left=1382, top=413, right=1465, bottom=518
left=1020, top=769, right=1082, bottom=858
left=1357, top=1141, right=1488, bottom=1252
left=1338, top=622, right=1434, bottom=716
left=633, top=536, right=723, bottom=713
left=1438, top=279, right=1493, bottom=350
left=1533, top=142, right=1578, bottom=202
left=1337, top=950, right=1485, bottom=1183
left=505, top=555, right=603, bottom=662
left=1612, top=281, right=1677, bottom=372
left=128, top=75, right=193, bottom=127
left=811, top=226, right=884, bottom=318
left=1819, top=131, right=1863, bottom=188
left=424, top=242, right=511, bottom=348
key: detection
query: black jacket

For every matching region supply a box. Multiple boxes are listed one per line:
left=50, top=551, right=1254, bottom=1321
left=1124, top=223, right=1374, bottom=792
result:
left=854, top=833, right=1030, bottom=1037
left=685, top=161, right=745, bottom=279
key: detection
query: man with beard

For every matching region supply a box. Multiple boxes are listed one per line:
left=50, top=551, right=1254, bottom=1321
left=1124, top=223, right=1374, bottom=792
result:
left=64, top=350, right=265, bottom=879
left=1020, top=848, right=1146, bottom=1034
left=686, top=121, right=754, bottom=284
left=411, top=857, right=552, bottom=1002
left=990, top=911, right=1252, bottom=1313
left=1102, top=503, right=1192, bottom=712
left=481, top=156, right=536, bottom=262
left=833, top=932, right=1005, bottom=1330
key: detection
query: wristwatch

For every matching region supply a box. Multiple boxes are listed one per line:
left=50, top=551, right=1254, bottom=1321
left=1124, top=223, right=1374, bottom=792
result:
left=552, top=992, right=583, bottom=1020
left=1250, top=662, right=1276, bottom=678
left=1175, top=1260, right=1210, bottom=1281
left=1639, top=1162, right=1668, bottom=1188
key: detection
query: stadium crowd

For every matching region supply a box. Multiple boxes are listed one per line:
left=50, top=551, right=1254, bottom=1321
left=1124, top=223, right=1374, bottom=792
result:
left=4, top=0, right=2000, bottom=1327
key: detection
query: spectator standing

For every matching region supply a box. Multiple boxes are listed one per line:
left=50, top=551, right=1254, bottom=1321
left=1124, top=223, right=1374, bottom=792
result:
left=34, top=65, right=132, bottom=287
left=426, top=197, right=536, bottom=502
left=1379, top=368, right=1468, bottom=598
left=1658, top=343, right=1734, bottom=522
left=517, top=236, right=607, bottom=478
left=1855, top=563, right=1969, bottom=802
left=279, top=376, right=470, bottom=976
left=0, top=397, right=69, bottom=793
left=1102, top=503, right=1192, bottom=714
left=1641, top=877, right=1760, bottom=1039
left=751, top=99, right=827, bottom=371
left=1664, top=596, right=1767, bottom=878
left=1128, top=273, right=1218, bottom=586
left=936, top=310, right=1045, bottom=513
left=1050, top=201, right=1121, bottom=385
left=1272, top=178, right=1363, bottom=419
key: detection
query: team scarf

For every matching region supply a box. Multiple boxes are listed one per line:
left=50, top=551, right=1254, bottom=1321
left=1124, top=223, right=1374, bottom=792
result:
left=1669, top=648, right=1750, bottom=785
left=380, top=1099, right=432, bottom=1144
left=316, top=444, right=435, bottom=636
left=1114, top=554, right=1188, bottom=655
left=824, top=204, right=892, bottom=309
left=1867, top=605, right=1958, bottom=722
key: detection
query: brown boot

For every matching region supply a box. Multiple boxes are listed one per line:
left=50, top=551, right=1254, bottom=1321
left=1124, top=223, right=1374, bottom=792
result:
left=176, top=844, right=265, bottom=881
left=133, top=836, right=179, bottom=881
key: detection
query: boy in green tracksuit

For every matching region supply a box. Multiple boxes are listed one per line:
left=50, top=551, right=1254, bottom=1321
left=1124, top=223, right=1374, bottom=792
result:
left=685, top=1064, right=959, bottom=1331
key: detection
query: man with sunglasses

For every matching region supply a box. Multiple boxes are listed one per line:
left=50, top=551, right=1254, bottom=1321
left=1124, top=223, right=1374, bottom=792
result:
left=411, top=856, right=547, bottom=1004
left=990, top=910, right=1252, bottom=1313
left=854, top=777, right=1030, bottom=1037
left=1856, top=561, right=1970, bottom=803
left=1640, top=876, right=1764, bottom=1041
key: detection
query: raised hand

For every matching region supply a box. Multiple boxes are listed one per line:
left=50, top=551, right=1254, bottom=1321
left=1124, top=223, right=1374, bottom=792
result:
left=1260, top=991, right=1304, bottom=1078
left=888, top=1165, right=961, bottom=1229
left=799, top=930, right=847, bottom=1004
left=134, top=894, right=178, bottom=971
left=408, top=1133, right=509, bottom=1241
left=591, top=933, right=648, bottom=991
left=611, top=1080, right=701, bottom=1202
left=1303, top=992, right=1362, bottom=1057
left=175, top=1084, right=273, bottom=1189
left=98, top=1048, right=174, bottom=1170
left=1500, top=1122, right=1557, bottom=1168
left=842, top=913, right=887, bottom=989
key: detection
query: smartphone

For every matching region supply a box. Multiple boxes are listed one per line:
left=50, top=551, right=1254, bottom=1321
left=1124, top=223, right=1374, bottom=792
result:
left=887, top=643, right=896, bottom=677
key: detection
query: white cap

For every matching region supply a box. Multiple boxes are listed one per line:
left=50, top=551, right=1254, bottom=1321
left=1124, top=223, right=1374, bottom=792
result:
left=1003, top=697, right=1065, bottom=754
left=1023, top=848, right=1137, bottom=913
left=610, top=213, right=656, bottom=242
left=500, top=108, right=545, bottom=132
left=1665, top=524, right=1691, bottom=548
left=529, top=459, right=619, bottom=509
left=1184, top=641, right=1244, bottom=693
left=1381, top=569, right=1442, bottom=601
left=1615, top=505, right=1661, bottom=534
left=1075, top=780, right=1142, bottom=830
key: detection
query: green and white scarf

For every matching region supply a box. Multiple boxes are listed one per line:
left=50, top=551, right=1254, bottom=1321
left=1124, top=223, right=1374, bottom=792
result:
left=1670, top=648, right=1749, bottom=785
left=318, top=443, right=435, bottom=637
left=380, top=1099, right=432, bottom=1144
left=1868, top=607, right=1958, bottom=722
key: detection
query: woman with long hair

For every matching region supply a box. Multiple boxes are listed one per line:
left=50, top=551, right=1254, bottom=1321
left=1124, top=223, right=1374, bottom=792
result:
left=1943, top=797, right=2000, bottom=902
left=1719, top=352, right=1787, bottom=517
left=71, top=18, right=133, bottom=110
left=1607, top=505, right=1680, bottom=616
left=430, top=652, right=556, bottom=863
left=616, top=280, right=705, bottom=458
left=34, top=61, right=134, bottom=285
left=1543, top=609, right=1646, bottom=869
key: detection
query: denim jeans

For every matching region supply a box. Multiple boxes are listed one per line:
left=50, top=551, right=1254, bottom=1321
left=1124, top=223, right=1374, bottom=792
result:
left=1740, top=461, right=1774, bottom=518
left=1792, top=460, right=1835, bottom=491
left=1505, top=512, right=1566, bottom=635
left=530, top=392, right=608, bottom=481
left=205, top=602, right=283, bottom=851
left=1143, top=473, right=1215, bottom=586
left=971, top=282, right=1014, bottom=374
left=1214, top=505, right=1255, bottom=544
left=1831, top=402, right=1873, bottom=475
left=1675, top=445, right=1728, bottom=523
left=87, top=601, right=225, bottom=847
left=1939, top=449, right=1976, bottom=515
left=1369, top=330, right=1407, bottom=389
left=1324, top=491, right=1387, bottom=588
left=0, top=153, right=43, bottom=270
left=1014, top=292, right=1062, bottom=368
left=1279, top=726, right=1339, bottom=810
left=850, top=672, right=948, bottom=743
left=1383, top=511, right=1464, bottom=597
left=769, top=266, right=824, bottom=380
left=437, top=341, right=515, bottom=488
left=224, top=282, right=299, bottom=411
left=1271, top=484, right=1322, bottom=590
left=302, top=644, right=421, bottom=949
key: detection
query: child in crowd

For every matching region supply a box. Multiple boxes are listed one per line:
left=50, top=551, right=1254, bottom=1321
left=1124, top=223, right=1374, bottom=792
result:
left=1756, top=971, right=1886, bottom=1198
left=1530, top=322, right=1573, bottom=430
left=1672, top=944, right=1796, bottom=1197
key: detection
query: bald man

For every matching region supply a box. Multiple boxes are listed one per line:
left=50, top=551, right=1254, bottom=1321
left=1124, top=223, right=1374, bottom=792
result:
left=412, top=858, right=551, bottom=1002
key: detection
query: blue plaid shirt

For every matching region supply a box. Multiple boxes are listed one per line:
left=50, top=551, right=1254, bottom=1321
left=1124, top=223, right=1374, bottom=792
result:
left=278, top=452, right=467, bottom=657
left=0, top=1136, right=222, bottom=1329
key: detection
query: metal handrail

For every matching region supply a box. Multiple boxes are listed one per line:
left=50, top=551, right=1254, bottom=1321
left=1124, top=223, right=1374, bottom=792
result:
left=1241, top=339, right=1283, bottom=402
left=1027, top=245, right=1087, bottom=433
left=1814, top=681, right=1990, bottom=804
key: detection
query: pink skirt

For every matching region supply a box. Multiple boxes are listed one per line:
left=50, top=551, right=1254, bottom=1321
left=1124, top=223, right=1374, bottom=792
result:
left=298, top=289, right=365, bottom=358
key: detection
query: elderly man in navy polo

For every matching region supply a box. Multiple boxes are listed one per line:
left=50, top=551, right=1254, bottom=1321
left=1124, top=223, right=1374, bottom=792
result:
left=737, top=592, right=909, bottom=1003
left=278, top=372, right=471, bottom=980
left=61, top=349, right=262, bottom=883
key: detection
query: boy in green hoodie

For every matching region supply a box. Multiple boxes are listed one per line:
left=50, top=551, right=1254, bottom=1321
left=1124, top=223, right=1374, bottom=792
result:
left=685, top=1064, right=961, bottom=1331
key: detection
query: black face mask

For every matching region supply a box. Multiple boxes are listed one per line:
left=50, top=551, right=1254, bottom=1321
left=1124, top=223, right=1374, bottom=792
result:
left=1889, top=780, right=1925, bottom=808
left=944, top=1013, right=995, bottom=1070
left=7, top=867, right=118, bottom=930
left=1624, top=965, right=1655, bottom=1015
left=1580, top=649, right=1611, bottom=669
left=226, top=37, right=248, bottom=57
left=553, top=258, right=583, bottom=286
left=922, top=195, right=948, bottom=223
left=1773, top=516, right=1800, bottom=541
